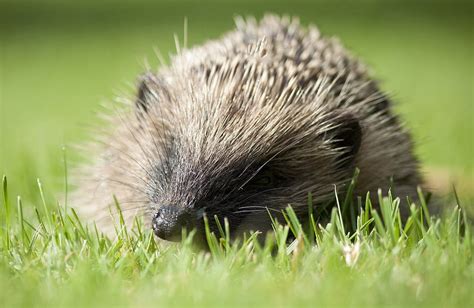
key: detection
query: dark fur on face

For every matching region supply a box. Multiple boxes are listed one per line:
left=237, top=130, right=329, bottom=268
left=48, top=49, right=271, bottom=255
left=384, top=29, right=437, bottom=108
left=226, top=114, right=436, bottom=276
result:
left=72, top=15, right=421, bottom=240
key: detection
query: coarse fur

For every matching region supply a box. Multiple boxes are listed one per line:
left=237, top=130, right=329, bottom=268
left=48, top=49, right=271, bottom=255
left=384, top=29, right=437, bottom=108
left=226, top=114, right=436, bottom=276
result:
left=72, top=15, right=422, bottom=239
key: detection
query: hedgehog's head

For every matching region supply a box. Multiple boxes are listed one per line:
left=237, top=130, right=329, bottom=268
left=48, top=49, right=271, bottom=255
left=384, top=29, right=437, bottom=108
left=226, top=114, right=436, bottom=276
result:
left=133, top=63, right=362, bottom=242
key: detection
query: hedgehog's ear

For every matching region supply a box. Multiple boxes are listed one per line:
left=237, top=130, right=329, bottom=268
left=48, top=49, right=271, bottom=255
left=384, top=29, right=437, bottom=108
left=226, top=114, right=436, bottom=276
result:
left=135, top=73, right=156, bottom=115
left=135, top=72, right=169, bottom=117
left=330, top=112, right=362, bottom=166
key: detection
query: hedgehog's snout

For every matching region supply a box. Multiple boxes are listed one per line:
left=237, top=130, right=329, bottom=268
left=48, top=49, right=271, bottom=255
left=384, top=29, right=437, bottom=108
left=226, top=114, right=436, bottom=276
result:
left=152, top=205, right=194, bottom=241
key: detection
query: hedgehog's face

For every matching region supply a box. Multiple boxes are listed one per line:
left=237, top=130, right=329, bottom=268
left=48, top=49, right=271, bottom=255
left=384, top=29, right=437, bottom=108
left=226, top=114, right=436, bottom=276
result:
left=134, top=72, right=362, bottom=242
left=150, top=160, right=293, bottom=242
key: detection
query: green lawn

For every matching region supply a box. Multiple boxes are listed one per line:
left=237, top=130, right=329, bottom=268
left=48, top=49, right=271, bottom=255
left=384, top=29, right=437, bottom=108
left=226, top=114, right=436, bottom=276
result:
left=1, top=173, right=473, bottom=307
left=1, top=0, right=473, bottom=307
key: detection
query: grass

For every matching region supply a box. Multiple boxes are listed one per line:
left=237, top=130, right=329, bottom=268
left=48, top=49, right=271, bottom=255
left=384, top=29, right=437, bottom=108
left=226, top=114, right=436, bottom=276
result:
left=1, top=173, right=473, bottom=307
left=0, top=1, right=473, bottom=307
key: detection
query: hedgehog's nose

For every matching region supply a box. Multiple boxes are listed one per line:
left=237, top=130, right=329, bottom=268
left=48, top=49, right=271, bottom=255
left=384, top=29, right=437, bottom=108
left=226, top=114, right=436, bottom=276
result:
left=152, top=206, right=193, bottom=241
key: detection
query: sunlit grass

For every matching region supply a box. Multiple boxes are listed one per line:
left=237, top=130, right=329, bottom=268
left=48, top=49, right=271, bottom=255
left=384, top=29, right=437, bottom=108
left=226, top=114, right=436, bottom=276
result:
left=1, top=172, right=472, bottom=307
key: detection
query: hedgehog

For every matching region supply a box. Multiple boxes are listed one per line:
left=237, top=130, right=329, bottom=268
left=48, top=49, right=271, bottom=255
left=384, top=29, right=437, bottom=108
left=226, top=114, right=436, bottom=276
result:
left=72, top=15, right=422, bottom=241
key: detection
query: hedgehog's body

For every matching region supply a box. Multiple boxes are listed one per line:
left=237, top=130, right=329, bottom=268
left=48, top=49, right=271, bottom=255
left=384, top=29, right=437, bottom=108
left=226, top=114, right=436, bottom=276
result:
left=73, top=16, right=421, bottom=240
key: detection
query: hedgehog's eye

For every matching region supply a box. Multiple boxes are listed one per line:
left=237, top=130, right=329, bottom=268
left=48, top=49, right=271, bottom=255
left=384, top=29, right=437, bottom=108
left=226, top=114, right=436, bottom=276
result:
left=247, top=169, right=277, bottom=188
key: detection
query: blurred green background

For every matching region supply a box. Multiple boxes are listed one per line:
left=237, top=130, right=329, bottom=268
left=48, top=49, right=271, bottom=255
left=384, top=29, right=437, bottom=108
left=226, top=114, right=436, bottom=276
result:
left=0, top=0, right=472, bottom=200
